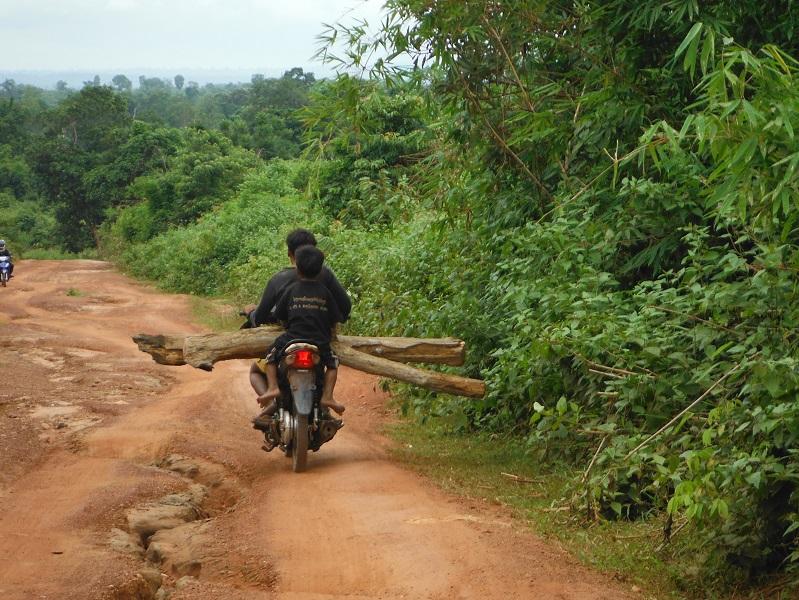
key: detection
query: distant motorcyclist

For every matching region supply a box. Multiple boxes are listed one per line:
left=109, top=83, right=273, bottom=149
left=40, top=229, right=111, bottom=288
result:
left=0, top=240, right=14, bottom=277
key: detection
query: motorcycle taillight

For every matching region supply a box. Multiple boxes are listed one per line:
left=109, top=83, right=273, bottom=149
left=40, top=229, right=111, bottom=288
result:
left=292, top=349, right=315, bottom=369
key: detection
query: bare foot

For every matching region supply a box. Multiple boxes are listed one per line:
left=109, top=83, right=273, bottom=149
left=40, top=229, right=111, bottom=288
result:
left=321, top=398, right=346, bottom=415
left=257, top=388, right=280, bottom=406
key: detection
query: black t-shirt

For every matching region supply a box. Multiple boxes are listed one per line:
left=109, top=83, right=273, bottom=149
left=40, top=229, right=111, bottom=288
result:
left=251, top=265, right=351, bottom=326
left=274, top=279, right=343, bottom=344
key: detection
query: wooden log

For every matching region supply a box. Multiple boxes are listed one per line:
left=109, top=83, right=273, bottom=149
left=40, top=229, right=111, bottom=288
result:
left=332, top=343, right=485, bottom=398
left=132, top=327, right=484, bottom=398
left=183, top=326, right=283, bottom=370
left=339, top=335, right=465, bottom=366
left=132, top=333, right=187, bottom=366
left=134, top=327, right=466, bottom=369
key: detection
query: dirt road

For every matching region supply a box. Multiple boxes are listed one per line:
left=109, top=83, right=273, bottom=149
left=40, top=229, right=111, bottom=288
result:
left=0, top=261, right=632, bottom=599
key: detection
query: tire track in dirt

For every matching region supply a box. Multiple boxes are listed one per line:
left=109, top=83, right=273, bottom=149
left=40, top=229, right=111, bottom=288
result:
left=0, top=260, right=633, bottom=600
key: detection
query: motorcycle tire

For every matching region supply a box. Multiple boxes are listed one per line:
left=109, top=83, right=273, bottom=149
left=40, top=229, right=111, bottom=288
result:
left=292, top=414, right=309, bottom=472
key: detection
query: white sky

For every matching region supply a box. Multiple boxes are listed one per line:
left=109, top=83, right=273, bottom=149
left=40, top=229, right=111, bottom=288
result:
left=0, top=0, right=386, bottom=72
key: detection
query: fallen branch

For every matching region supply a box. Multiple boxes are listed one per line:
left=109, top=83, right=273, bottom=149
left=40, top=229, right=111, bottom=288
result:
left=624, top=361, right=744, bottom=461
left=500, top=472, right=541, bottom=484
left=581, top=436, right=608, bottom=484
left=655, top=520, right=688, bottom=552
left=588, top=368, right=626, bottom=379
left=583, top=360, right=650, bottom=378
left=648, top=305, right=744, bottom=336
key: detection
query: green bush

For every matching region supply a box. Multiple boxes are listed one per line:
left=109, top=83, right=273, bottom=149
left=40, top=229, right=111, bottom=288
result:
left=0, top=193, right=59, bottom=252
left=111, top=162, right=329, bottom=298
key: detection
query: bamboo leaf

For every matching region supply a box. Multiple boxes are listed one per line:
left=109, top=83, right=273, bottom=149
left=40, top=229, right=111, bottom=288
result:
left=675, top=22, right=704, bottom=59
left=700, top=28, right=716, bottom=74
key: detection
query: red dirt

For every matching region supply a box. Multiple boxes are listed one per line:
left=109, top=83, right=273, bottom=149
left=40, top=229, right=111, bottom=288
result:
left=0, top=260, right=634, bottom=599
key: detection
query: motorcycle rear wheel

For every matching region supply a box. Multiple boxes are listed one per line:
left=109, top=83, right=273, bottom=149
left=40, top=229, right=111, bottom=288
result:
left=292, top=414, right=309, bottom=472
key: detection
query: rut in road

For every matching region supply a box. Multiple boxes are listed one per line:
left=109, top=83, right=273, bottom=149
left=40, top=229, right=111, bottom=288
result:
left=0, top=260, right=632, bottom=600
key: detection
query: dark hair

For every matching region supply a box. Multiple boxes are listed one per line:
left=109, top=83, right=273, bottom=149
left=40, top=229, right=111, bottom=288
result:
left=286, top=229, right=317, bottom=255
left=294, top=244, right=324, bottom=279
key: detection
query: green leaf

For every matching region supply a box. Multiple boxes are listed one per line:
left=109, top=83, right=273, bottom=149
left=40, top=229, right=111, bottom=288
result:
left=556, top=396, right=567, bottom=415
left=700, top=28, right=715, bottom=74
left=675, top=22, right=704, bottom=59
left=745, top=471, right=763, bottom=488
left=731, top=136, right=758, bottom=167
left=702, top=429, right=713, bottom=446
left=741, top=100, right=763, bottom=127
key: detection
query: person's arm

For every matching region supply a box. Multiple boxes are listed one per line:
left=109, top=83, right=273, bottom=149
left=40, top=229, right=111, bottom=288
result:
left=251, top=275, right=282, bottom=326
left=327, top=288, right=344, bottom=330
left=322, top=267, right=351, bottom=323
left=249, top=283, right=272, bottom=327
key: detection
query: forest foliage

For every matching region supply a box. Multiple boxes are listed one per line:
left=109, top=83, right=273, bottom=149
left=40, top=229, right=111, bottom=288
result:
left=3, top=0, right=799, bottom=592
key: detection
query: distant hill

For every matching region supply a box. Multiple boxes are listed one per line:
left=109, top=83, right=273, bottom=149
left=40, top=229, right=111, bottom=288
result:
left=0, top=68, right=295, bottom=89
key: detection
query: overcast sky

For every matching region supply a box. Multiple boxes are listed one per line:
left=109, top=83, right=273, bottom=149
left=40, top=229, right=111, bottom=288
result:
left=0, top=0, right=385, bottom=73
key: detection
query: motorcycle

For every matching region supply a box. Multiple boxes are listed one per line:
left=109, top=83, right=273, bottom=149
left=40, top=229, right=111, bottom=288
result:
left=239, top=312, right=343, bottom=472
left=257, top=341, right=344, bottom=472
left=0, top=256, right=10, bottom=287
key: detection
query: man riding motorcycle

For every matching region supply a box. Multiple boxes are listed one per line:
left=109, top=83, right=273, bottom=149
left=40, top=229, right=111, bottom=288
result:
left=244, top=229, right=351, bottom=426
left=0, top=240, right=14, bottom=277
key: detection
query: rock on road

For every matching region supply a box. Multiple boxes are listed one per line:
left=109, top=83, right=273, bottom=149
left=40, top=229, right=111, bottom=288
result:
left=0, top=260, right=632, bottom=600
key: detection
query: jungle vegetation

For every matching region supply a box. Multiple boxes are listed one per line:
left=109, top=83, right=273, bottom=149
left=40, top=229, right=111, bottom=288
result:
left=3, top=0, right=799, bottom=593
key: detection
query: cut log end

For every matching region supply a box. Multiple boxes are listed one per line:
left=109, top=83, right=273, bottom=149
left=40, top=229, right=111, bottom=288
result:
left=132, top=333, right=186, bottom=366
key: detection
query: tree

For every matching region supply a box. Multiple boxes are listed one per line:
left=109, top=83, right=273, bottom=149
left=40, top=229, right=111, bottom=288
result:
left=138, top=76, right=168, bottom=92
left=112, top=74, right=132, bottom=93
left=283, top=67, right=315, bottom=84
left=0, top=144, right=34, bottom=198
left=174, top=74, right=185, bottom=90
left=30, top=86, right=133, bottom=249
left=185, top=82, right=200, bottom=101
left=55, top=85, right=130, bottom=153
left=56, top=80, right=69, bottom=92
left=1, top=79, right=18, bottom=99
left=128, top=127, right=257, bottom=229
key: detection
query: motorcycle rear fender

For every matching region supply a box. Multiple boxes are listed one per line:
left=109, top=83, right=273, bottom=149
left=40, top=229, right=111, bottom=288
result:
left=287, top=370, right=316, bottom=415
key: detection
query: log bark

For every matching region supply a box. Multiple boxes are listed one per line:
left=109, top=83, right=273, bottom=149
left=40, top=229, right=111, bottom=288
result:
left=134, top=327, right=465, bottom=369
left=338, top=334, right=465, bottom=366
left=332, top=343, right=486, bottom=398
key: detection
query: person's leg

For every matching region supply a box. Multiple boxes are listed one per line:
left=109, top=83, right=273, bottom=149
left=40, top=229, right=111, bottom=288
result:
left=250, top=362, right=268, bottom=396
left=257, top=362, right=281, bottom=411
left=252, top=364, right=279, bottom=447
left=320, top=367, right=345, bottom=414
